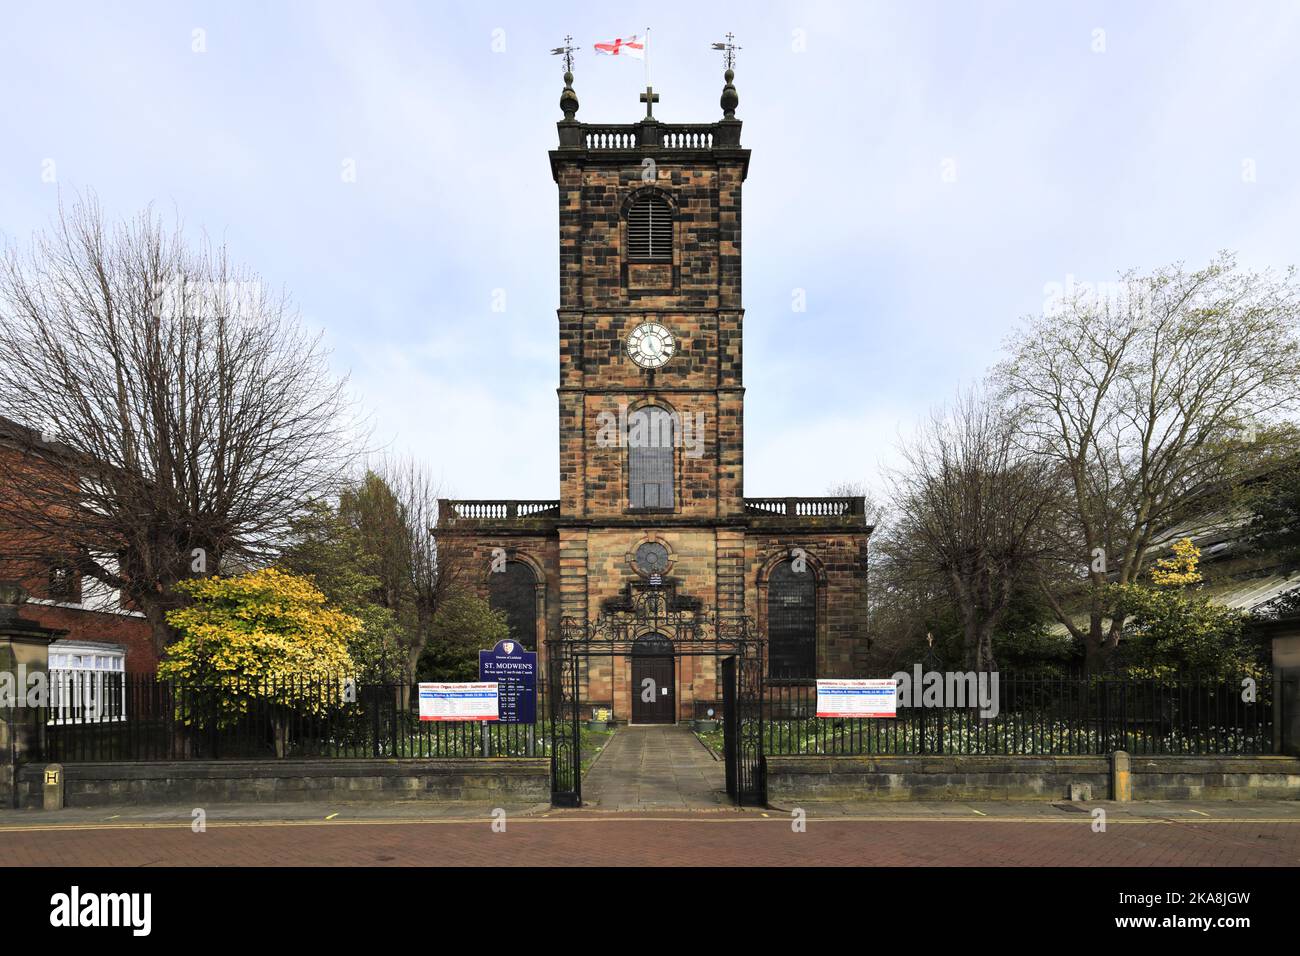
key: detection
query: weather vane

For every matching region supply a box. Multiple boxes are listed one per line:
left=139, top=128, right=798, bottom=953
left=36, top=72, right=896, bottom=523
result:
left=550, top=35, right=579, bottom=74
left=711, top=32, right=740, bottom=70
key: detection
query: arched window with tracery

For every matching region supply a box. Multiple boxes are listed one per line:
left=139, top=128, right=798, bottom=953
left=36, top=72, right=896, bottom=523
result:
left=488, top=561, right=539, bottom=650
left=627, top=406, right=675, bottom=510
left=768, top=560, right=816, bottom=679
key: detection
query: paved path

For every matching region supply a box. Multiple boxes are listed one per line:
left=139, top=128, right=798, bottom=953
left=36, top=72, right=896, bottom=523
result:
left=582, top=725, right=727, bottom=809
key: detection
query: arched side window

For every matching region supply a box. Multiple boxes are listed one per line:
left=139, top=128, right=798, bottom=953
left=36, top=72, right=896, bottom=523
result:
left=627, top=406, right=675, bottom=510
left=768, top=560, right=816, bottom=679
left=627, top=193, right=672, bottom=260
left=488, top=562, right=539, bottom=650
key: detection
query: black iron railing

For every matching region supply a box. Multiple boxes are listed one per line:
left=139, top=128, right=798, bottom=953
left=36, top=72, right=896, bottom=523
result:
left=762, top=674, right=1278, bottom=756
left=34, top=674, right=548, bottom=763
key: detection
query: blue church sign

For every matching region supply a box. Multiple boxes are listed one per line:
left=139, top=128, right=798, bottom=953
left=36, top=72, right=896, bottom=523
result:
left=478, top=640, right=538, bottom=724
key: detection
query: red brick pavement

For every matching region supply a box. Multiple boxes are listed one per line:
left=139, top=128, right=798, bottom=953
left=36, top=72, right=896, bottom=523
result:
left=2, top=816, right=1298, bottom=866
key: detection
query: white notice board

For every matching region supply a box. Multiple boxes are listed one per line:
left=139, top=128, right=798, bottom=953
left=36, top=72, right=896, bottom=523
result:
left=816, top=679, right=897, bottom=718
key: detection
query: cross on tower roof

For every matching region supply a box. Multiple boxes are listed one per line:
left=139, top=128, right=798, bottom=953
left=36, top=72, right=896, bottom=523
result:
left=640, top=86, right=659, bottom=120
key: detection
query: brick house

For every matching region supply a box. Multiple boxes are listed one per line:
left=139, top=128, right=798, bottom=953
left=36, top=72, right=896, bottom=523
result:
left=0, top=415, right=157, bottom=677
left=435, top=70, right=872, bottom=722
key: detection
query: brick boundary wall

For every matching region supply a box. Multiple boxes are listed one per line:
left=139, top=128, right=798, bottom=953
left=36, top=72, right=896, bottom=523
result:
left=16, top=759, right=551, bottom=809
left=764, top=755, right=1300, bottom=803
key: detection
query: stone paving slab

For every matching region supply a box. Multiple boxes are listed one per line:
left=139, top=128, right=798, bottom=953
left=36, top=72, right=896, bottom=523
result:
left=581, top=724, right=728, bottom=810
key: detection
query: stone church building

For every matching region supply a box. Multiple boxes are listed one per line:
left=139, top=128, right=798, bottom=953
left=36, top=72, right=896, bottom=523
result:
left=436, top=66, right=871, bottom=723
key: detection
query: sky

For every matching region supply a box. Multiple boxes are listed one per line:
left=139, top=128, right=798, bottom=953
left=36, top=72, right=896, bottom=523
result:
left=2, top=1, right=1298, bottom=503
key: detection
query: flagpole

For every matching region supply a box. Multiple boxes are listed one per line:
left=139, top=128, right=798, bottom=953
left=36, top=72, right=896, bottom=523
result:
left=645, top=27, right=651, bottom=91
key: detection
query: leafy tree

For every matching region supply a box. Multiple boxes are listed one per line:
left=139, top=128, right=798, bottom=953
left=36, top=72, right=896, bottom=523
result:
left=160, top=568, right=359, bottom=718
left=989, top=587, right=1078, bottom=673
left=996, top=255, right=1300, bottom=671
left=415, top=591, right=508, bottom=681
left=278, top=500, right=405, bottom=681
left=1110, top=540, right=1259, bottom=677
left=278, top=465, right=455, bottom=679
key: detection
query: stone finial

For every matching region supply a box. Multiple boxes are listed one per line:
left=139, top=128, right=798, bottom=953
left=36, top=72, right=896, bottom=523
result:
left=0, top=581, right=29, bottom=623
left=560, top=70, right=579, bottom=120
left=553, top=37, right=581, bottom=121
left=713, top=33, right=741, bottom=118
left=720, top=68, right=738, bottom=118
left=0, top=581, right=29, bottom=606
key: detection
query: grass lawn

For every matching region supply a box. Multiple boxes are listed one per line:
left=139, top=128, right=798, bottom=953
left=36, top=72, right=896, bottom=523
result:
left=580, top=725, right=615, bottom=774
left=695, top=726, right=724, bottom=755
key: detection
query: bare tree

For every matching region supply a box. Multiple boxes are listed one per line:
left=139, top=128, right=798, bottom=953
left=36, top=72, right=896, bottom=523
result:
left=825, top=480, right=887, bottom=525
left=348, top=459, right=467, bottom=676
left=995, top=254, right=1300, bottom=670
left=0, top=195, right=357, bottom=652
left=885, top=389, right=1059, bottom=671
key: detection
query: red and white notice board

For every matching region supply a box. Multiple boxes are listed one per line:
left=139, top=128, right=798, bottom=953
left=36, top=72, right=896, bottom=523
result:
left=815, top=679, right=897, bottom=718
left=418, top=682, right=500, bottom=721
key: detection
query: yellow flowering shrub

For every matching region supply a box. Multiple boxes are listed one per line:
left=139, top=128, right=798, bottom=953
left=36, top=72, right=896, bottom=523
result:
left=161, top=568, right=359, bottom=723
left=1149, top=538, right=1203, bottom=588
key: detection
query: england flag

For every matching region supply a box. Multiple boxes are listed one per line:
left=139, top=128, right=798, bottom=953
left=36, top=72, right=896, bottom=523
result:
left=594, top=34, right=645, bottom=59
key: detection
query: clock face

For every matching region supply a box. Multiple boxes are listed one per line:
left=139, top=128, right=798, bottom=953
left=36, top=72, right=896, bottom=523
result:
left=626, top=322, right=676, bottom=369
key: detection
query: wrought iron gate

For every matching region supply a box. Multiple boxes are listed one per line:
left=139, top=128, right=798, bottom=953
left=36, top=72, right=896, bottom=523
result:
left=547, top=646, right=582, bottom=806
left=721, top=652, right=766, bottom=804
left=546, top=584, right=765, bottom=807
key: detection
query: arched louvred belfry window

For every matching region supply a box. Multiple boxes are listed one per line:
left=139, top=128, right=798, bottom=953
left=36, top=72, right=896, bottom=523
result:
left=488, top=562, right=539, bottom=650
left=627, top=406, right=675, bottom=510
left=768, top=560, right=816, bottom=679
left=627, top=193, right=672, bottom=260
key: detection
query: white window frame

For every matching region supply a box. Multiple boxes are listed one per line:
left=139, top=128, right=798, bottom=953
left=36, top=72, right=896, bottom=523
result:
left=47, top=642, right=127, bottom=725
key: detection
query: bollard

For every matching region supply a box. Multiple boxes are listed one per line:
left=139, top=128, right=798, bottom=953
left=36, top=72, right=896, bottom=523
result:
left=42, top=763, right=64, bottom=811
left=1111, top=750, right=1131, bottom=802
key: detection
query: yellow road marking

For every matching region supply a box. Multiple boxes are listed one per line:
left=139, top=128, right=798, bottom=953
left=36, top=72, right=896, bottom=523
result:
left=0, top=815, right=1297, bottom=834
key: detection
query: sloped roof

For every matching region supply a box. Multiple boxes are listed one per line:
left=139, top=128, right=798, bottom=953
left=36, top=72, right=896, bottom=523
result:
left=1203, top=571, right=1300, bottom=612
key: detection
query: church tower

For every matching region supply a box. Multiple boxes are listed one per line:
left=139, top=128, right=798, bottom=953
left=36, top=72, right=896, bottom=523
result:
left=436, top=57, right=870, bottom=725
left=550, top=70, right=748, bottom=526
left=547, top=64, right=752, bottom=645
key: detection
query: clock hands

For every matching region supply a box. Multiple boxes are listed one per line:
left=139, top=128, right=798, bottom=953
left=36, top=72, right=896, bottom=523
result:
left=628, top=322, right=675, bottom=368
